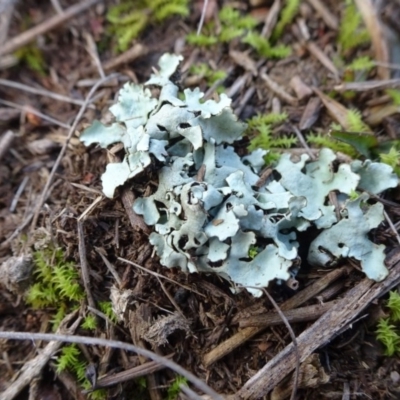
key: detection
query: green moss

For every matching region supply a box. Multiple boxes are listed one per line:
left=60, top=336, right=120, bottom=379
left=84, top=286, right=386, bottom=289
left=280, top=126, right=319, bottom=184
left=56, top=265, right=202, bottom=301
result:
left=338, top=0, right=370, bottom=52
left=242, top=31, right=292, bottom=59
left=386, top=89, right=400, bottom=106
left=380, top=147, right=400, bottom=176
left=346, top=56, right=375, bottom=72
left=107, top=0, right=189, bottom=52
left=272, top=0, right=300, bottom=40
left=189, top=63, right=227, bottom=91
left=376, top=292, right=400, bottom=356
left=246, top=112, right=296, bottom=166
left=26, top=248, right=84, bottom=330
left=14, top=45, right=46, bottom=74
left=307, top=132, right=357, bottom=157
left=56, top=344, right=107, bottom=399
left=346, top=109, right=370, bottom=132
left=167, top=376, right=188, bottom=400
left=98, top=300, right=118, bottom=323
left=81, top=314, right=98, bottom=330
left=248, top=245, right=259, bottom=259
left=187, top=6, right=291, bottom=59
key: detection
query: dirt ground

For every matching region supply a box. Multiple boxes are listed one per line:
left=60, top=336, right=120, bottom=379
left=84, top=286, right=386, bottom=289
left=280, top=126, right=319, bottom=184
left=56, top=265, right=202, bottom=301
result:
left=1, top=0, right=400, bottom=399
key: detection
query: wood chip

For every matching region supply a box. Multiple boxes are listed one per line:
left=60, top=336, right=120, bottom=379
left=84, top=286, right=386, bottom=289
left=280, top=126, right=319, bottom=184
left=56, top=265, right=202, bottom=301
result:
left=290, top=75, right=313, bottom=100
left=261, top=71, right=298, bottom=106
left=229, top=50, right=257, bottom=76
left=313, top=87, right=352, bottom=130
left=299, top=97, right=322, bottom=130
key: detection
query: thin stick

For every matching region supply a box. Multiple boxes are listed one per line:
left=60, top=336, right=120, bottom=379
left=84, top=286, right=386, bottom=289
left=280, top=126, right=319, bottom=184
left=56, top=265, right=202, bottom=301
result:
left=290, top=124, right=315, bottom=160
left=180, top=384, right=204, bottom=400
left=252, top=286, right=300, bottom=400
left=236, top=255, right=400, bottom=399
left=306, top=0, right=338, bottom=30
left=261, top=0, right=281, bottom=38
left=0, top=129, right=15, bottom=161
left=77, top=220, right=96, bottom=310
left=95, top=248, right=122, bottom=287
left=0, top=78, right=90, bottom=107
left=118, top=257, right=206, bottom=298
left=77, top=195, right=104, bottom=221
left=204, top=266, right=349, bottom=366
left=384, top=210, right=400, bottom=245
left=84, top=32, right=105, bottom=79
left=50, top=0, right=64, bottom=14
left=156, top=276, right=185, bottom=317
left=0, top=0, right=101, bottom=56
left=30, top=73, right=120, bottom=230
left=9, top=176, right=30, bottom=213
left=197, top=0, right=209, bottom=35
left=334, top=79, right=400, bottom=92
left=0, top=332, right=223, bottom=400
left=0, top=98, right=71, bottom=128
left=239, top=301, right=336, bottom=328
left=260, top=71, right=298, bottom=106
left=90, top=356, right=174, bottom=389
left=0, top=312, right=80, bottom=400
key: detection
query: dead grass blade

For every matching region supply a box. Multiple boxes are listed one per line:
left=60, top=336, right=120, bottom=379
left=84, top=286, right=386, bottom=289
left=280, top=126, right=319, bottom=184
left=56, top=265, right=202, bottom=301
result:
left=0, top=332, right=223, bottom=400
left=354, top=0, right=390, bottom=80
left=30, top=73, right=120, bottom=230
left=0, top=0, right=102, bottom=56
left=0, top=311, right=81, bottom=400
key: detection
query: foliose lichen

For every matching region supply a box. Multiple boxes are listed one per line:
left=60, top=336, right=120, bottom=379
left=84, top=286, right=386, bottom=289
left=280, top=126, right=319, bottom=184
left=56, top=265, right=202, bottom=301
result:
left=80, top=53, right=398, bottom=296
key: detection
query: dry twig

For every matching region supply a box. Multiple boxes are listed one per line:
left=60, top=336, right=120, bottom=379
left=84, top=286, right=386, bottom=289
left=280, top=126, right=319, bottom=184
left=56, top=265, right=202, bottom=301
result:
left=306, top=0, right=338, bottom=30
left=77, top=220, right=96, bottom=311
left=0, top=0, right=102, bottom=56
left=0, top=129, right=14, bottom=161
left=235, top=250, right=400, bottom=399
left=203, top=266, right=349, bottom=367
left=1, top=311, right=81, bottom=400
left=90, top=355, right=173, bottom=389
left=30, top=73, right=120, bottom=230
left=239, top=301, right=337, bottom=328
left=0, top=332, right=223, bottom=400
left=354, top=0, right=390, bottom=80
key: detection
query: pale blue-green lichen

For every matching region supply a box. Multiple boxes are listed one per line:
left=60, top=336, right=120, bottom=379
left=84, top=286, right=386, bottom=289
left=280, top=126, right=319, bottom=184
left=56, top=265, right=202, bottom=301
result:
left=80, top=53, right=398, bottom=296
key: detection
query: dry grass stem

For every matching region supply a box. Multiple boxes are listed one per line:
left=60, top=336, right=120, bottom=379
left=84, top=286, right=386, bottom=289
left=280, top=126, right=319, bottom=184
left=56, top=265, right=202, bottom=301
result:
left=90, top=356, right=173, bottom=389
left=0, top=332, right=223, bottom=400
left=0, top=0, right=102, bottom=56
left=0, top=129, right=14, bottom=161
left=95, top=248, right=122, bottom=287
left=384, top=210, right=400, bottom=246
left=0, top=78, right=92, bottom=108
left=306, top=0, right=338, bottom=30
left=354, top=0, right=390, bottom=80
left=204, top=267, right=349, bottom=367
left=334, top=79, right=400, bottom=92
left=0, top=98, right=71, bottom=128
left=1, top=312, right=81, bottom=400
left=118, top=257, right=206, bottom=298
left=239, top=301, right=337, bottom=328
left=260, top=71, right=298, bottom=106
left=30, top=73, right=119, bottom=230
left=77, top=220, right=97, bottom=310
left=261, top=0, right=281, bottom=38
